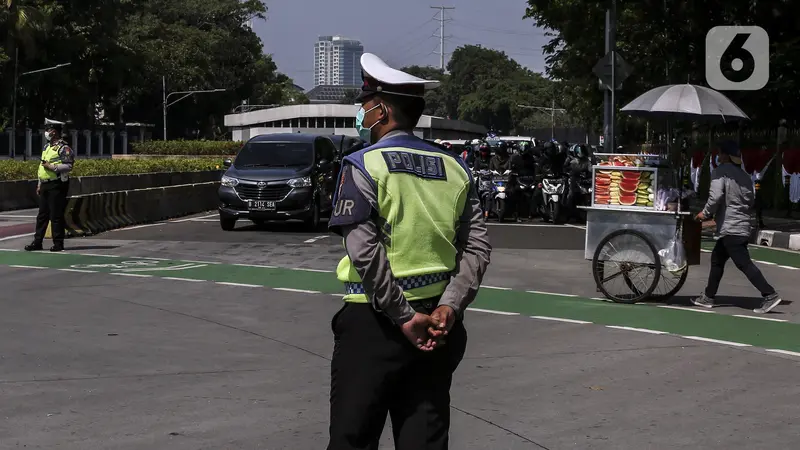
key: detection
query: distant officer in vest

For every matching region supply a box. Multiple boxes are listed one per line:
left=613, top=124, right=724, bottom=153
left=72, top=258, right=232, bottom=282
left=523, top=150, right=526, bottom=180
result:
left=327, top=53, right=492, bottom=450
left=25, top=124, right=74, bottom=252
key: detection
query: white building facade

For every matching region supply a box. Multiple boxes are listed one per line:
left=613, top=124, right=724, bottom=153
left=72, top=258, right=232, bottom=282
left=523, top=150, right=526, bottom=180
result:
left=224, top=105, right=487, bottom=142
left=314, top=36, right=364, bottom=87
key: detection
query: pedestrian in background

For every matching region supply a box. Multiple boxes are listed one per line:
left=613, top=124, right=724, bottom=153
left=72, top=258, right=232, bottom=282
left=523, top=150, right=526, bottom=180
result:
left=693, top=141, right=782, bottom=314
left=25, top=124, right=74, bottom=253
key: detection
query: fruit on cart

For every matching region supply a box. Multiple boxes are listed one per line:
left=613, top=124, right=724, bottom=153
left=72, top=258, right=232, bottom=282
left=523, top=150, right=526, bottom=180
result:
left=619, top=179, right=639, bottom=193
left=619, top=194, right=637, bottom=206
left=596, top=176, right=611, bottom=186
left=622, top=171, right=641, bottom=181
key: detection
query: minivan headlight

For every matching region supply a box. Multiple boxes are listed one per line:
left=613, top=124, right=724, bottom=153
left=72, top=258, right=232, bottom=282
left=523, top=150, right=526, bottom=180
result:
left=221, top=175, right=239, bottom=187
left=287, top=176, right=312, bottom=188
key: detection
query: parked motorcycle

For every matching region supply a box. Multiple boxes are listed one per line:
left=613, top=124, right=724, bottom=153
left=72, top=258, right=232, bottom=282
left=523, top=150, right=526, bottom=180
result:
left=515, top=175, right=537, bottom=219
left=474, top=169, right=495, bottom=216
left=572, top=172, right=593, bottom=222
left=539, top=174, right=568, bottom=224
left=491, top=170, right=513, bottom=222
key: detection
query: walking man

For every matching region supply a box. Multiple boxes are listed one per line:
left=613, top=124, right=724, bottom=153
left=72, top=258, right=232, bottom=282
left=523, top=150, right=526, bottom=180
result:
left=693, top=141, right=781, bottom=314
left=25, top=124, right=74, bottom=252
left=327, top=53, right=491, bottom=450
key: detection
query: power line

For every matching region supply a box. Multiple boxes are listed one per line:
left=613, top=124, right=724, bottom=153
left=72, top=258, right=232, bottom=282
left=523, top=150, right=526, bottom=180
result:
left=431, top=6, right=455, bottom=70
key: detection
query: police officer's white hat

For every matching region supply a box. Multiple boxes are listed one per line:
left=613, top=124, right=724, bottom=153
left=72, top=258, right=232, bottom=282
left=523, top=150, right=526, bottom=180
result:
left=357, top=53, right=440, bottom=100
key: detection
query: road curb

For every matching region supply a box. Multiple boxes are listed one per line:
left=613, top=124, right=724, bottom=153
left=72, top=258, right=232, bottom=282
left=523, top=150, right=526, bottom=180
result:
left=755, top=229, right=800, bottom=251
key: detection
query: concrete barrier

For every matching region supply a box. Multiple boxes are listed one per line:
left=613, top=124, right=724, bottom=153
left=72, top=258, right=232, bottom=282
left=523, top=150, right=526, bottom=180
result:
left=46, top=182, right=219, bottom=238
left=1, top=170, right=223, bottom=211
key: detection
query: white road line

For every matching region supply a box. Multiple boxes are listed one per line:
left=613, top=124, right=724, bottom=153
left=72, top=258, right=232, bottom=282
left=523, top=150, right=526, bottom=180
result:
left=184, top=219, right=220, bottom=222
left=8, top=265, right=45, bottom=269
left=330, top=294, right=345, bottom=297
left=290, top=267, right=332, bottom=273
left=273, top=287, right=321, bottom=294
left=488, top=223, right=574, bottom=228
left=766, top=349, right=800, bottom=358
left=777, top=265, right=798, bottom=270
left=0, top=248, right=20, bottom=251
left=530, top=316, right=591, bottom=324
left=233, top=263, right=277, bottom=269
left=0, top=214, right=37, bottom=218
left=111, top=223, right=163, bottom=231
left=216, top=282, right=261, bottom=288
left=170, top=213, right=218, bottom=223
left=680, top=336, right=751, bottom=347
left=162, top=277, right=205, bottom=282
left=303, top=235, right=331, bottom=244
left=77, top=253, right=121, bottom=258
left=658, top=305, right=714, bottom=314
left=701, top=249, right=711, bottom=253
left=526, top=290, right=579, bottom=297
left=606, top=325, right=667, bottom=335
left=732, top=314, right=788, bottom=322
left=0, top=233, right=34, bottom=242
left=182, top=260, right=221, bottom=265
left=482, top=285, right=512, bottom=291
left=140, top=257, right=171, bottom=261
left=110, top=273, right=152, bottom=278
left=467, top=308, right=519, bottom=316
left=592, top=297, right=610, bottom=301
left=58, top=268, right=96, bottom=273
left=757, top=261, right=777, bottom=266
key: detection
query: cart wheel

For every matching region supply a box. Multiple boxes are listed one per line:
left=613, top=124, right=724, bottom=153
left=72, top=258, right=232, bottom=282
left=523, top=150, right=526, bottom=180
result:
left=592, top=229, right=662, bottom=304
left=625, top=266, right=689, bottom=301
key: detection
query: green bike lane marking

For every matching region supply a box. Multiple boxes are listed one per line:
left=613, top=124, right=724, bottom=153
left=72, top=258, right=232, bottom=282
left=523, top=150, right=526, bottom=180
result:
left=2, top=249, right=800, bottom=353
left=702, top=238, right=800, bottom=269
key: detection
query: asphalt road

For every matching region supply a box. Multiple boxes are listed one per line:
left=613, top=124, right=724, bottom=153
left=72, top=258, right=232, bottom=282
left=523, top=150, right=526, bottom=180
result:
left=2, top=211, right=800, bottom=449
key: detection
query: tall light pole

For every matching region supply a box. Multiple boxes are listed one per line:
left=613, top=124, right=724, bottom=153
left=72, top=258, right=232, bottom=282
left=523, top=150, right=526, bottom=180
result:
left=162, top=76, right=226, bottom=140
left=518, top=102, right=566, bottom=140
left=10, top=52, right=71, bottom=160
left=431, top=6, right=455, bottom=70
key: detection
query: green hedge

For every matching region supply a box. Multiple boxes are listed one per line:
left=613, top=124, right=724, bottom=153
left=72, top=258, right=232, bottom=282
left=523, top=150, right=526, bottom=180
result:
left=0, top=158, right=223, bottom=181
left=131, top=140, right=243, bottom=155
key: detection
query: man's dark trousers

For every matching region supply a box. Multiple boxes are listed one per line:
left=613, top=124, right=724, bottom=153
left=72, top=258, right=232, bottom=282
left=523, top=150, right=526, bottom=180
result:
left=33, top=180, right=69, bottom=246
left=705, top=235, right=776, bottom=298
left=328, top=299, right=467, bottom=450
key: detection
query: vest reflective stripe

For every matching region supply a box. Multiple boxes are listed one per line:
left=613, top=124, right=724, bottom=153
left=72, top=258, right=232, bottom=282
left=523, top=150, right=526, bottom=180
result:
left=38, top=144, right=64, bottom=181
left=336, top=136, right=472, bottom=303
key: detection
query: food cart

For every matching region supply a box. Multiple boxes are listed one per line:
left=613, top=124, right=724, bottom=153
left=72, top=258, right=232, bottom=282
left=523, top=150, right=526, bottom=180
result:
left=580, top=83, right=749, bottom=304
left=580, top=152, right=697, bottom=303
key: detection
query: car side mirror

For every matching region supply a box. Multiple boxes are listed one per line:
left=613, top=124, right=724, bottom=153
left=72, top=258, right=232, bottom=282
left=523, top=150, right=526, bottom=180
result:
left=223, top=158, right=232, bottom=168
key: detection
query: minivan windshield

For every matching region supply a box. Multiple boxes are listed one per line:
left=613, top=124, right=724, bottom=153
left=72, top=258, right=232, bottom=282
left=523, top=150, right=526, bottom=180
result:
left=234, top=142, right=314, bottom=168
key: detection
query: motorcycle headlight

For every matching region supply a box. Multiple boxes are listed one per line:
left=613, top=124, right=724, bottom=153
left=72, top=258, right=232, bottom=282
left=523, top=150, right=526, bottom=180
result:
left=287, top=176, right=312, bottom=188
left=221, top=175, right=239, bottom=187
left=497, top=186, right=506, bottom=192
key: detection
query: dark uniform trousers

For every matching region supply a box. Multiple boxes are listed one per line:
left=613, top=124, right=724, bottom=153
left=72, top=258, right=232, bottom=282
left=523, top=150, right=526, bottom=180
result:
left=34, top=179, right=69, bottom=245
left=328, top=297, right=467, bottom=450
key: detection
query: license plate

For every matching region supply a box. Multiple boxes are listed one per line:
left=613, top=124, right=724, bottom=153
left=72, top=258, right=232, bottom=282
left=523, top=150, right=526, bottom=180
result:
left=248, top=200, right=275, bottom=211
left=552, top=195, right=559, bottom=201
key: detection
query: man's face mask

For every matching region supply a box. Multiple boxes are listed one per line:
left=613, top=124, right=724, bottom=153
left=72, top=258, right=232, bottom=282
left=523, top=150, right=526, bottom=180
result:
left=355, top=103, right=382, bottom=143
left=45, top=131, right=54, bottom=141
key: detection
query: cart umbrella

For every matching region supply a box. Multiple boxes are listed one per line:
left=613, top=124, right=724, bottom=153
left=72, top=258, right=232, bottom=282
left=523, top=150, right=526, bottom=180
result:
left=620, top=84, right=749, bottom=123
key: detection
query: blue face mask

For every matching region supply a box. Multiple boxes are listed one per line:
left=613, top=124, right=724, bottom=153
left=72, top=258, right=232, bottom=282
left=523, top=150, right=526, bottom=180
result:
left=355, top=104, right=382, bottom=143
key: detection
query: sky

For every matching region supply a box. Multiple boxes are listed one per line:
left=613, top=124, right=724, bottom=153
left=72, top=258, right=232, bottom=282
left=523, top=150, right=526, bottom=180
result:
left=255, top=0, right=551, bottom=90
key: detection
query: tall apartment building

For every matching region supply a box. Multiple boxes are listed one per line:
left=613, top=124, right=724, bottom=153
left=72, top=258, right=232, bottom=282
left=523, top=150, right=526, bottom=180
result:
left=314, top=36, right=364, bottom=87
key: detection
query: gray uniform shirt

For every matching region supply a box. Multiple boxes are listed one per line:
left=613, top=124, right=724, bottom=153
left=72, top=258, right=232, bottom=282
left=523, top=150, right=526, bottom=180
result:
left=332, top=130, right=492, bottom=325
left=702, top=162, right=755, bottom=237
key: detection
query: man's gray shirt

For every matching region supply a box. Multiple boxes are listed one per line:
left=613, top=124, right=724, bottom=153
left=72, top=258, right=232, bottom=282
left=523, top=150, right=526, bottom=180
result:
left=332, top=130, right=492, bottom=325
left=702, top=163, right=755, bottom=237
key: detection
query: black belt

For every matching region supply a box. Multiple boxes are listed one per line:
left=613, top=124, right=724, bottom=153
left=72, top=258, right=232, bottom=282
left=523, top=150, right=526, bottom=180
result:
left=39, top=178, right=67, bottom=184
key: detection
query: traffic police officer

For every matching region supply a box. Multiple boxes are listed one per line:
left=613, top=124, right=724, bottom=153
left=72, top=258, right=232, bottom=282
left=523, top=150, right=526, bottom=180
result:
left=327, top=53, right=492, bottom=450
left=25, top=124, right=74, bottom=252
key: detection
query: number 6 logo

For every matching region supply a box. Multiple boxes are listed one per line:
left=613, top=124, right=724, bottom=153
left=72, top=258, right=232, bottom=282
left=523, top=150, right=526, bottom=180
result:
left=705, top=26, right=769, bottom=91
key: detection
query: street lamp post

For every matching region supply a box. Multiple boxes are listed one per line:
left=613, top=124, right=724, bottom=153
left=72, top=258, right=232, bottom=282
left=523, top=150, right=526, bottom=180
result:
left=10, top=51, right=71, bottom=160
left=162, top=76, right=226, bottom=140
left=518, top=101, right=566, bottom=140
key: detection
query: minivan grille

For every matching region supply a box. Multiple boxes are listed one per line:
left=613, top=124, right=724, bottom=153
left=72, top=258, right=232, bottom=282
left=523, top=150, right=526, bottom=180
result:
left=235, top=184, right=292, bottom=201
